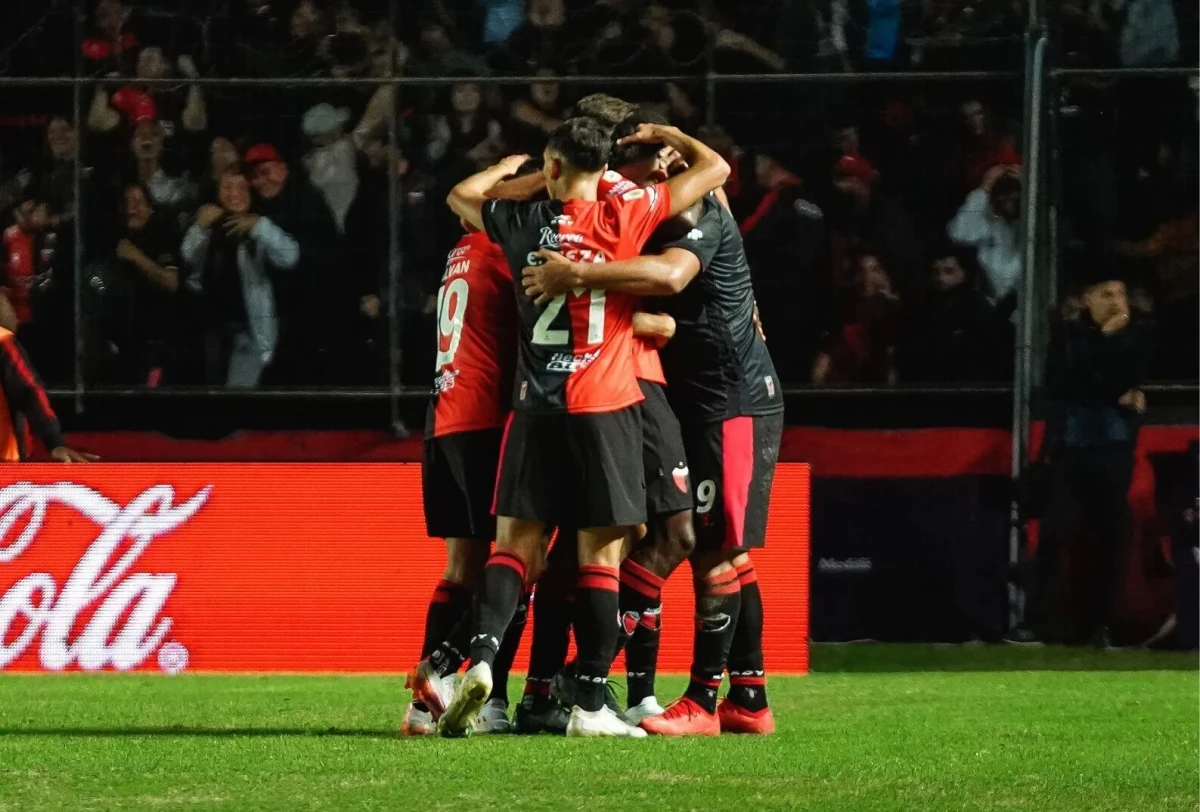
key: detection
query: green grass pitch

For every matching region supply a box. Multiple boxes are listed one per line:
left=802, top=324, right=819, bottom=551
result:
left=0, top=646, right=1195, bottom=811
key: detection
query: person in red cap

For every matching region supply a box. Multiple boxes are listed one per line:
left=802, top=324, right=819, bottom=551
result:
left=242, top=142, right=341, bottom=385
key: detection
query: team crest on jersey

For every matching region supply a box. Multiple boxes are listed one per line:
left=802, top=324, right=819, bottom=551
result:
left=671, top=464, right=690, bottom=493
left=433, top=369, right=459, bottom=392
left=686, top=229, right=703, bottom=241
left=550, top=214, right=574, bottom=227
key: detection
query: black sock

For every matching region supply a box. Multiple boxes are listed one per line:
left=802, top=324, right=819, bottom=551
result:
left=525, top=538, right=576, bottom=700
left=626, top=604, right=661, bottom=706
left=685, top=569, right=741, bottom=714
left=618, top=558, right=666, bottom=705
left=573, top=564, right=620, bottom=713
left=727, top=561, right=768, bottom=711
left=427, top=596, right=476, bottom=677
left=492, top=587, right=531, bottom=704
left=421, top=578, right=472, bottom=655
left=468, top=551, right=527, bottom=669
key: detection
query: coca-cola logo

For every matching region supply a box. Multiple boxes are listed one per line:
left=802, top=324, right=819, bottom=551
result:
left=0, top=482, right=211, bottom=671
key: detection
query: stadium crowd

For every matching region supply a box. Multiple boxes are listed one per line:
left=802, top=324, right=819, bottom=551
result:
left=0, top=0, right=1193, bottom=390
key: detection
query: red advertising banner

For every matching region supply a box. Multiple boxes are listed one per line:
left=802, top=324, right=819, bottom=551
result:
left=0, top=464, right=810, bottom=674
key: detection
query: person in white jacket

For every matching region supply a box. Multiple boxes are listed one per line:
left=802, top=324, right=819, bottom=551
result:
left=948, top=164, right=1023, bottom=305
left=181, top=171, right=299, bottom=388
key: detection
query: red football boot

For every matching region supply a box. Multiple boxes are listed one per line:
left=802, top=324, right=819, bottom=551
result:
left=638, top=696, right=720, bottom=736
left=717, top=698, right=776, bottom=735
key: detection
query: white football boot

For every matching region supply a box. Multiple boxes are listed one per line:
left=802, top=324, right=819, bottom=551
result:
left=439, top=662, right=492, bottom=738
left=623, top=696, right=667, bottom=726
left=565, top=705, right=648, bottom=738
left=474, top=698, right=512, bottom=734
left=400, top=703, right=435, bottom=736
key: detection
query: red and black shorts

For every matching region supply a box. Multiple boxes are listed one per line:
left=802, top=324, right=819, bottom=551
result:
left=493, top=406, right=646, bottom=529
left=640, top=380, right=693, bottom=518
left=422, top=427, right=503, bottom=541
left=682, top=412, right=783, bottom=553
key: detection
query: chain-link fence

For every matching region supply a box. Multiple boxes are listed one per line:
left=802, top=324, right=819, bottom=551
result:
left=0, top=1, right=1193, bottom=434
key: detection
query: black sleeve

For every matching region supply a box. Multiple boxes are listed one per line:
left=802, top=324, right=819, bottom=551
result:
left=0, top=335, right=64, bottom=452
left=660, top=201, right=723, bottom=270
left=481, top=198, right=526, bottom=246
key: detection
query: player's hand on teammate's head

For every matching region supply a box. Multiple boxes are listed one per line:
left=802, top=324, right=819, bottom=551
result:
left=497, top=154, right=532, bottom=176
left=522, top=248, right=581, bottom=306
left=618, top=123, right=670, bottom=147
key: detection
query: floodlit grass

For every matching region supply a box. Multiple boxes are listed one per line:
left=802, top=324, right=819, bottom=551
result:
left=0, top=645, right=1195, bottom=811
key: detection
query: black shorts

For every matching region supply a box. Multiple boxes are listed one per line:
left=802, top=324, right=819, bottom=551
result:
left=682, top=412, right=783, bottom=553
left=422, top=427, right=503, bottom=541
left=640, top=380, right=693, bottom=517
left=493, top=407, right=646, bottom=529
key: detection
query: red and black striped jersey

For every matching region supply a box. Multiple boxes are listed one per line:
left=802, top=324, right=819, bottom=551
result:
left=482, top=183, right=673, bottom=414
left=426, top=230, right=516, bottom=438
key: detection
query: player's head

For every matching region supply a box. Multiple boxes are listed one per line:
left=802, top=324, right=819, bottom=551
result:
left=542, top=117, right=611, bottom=199
left=609, top=108, right=672, bottom=186
left=573, top=93, right=636, bottom=129
left=14, top=187, right=50, bottom=232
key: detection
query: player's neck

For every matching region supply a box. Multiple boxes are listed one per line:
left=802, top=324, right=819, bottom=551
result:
left=555, top=173, right=601, bottom=203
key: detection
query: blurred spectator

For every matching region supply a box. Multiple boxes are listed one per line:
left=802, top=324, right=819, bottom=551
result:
left=244, top=143, right=341, bottom=384
left=301, top=104, right=359, bottom=233
left=2, top=190, right=52, bottom=331
left=125, top=118, right=195, bottom=223
left=896, top=246, right=1009, bottom=383
left=1114, top=193, right=1199, bottom=379
left=508, top=69, right=574, bottom=155
left=2, top=187, right=69, bottom=383
left=40, top=117, right=81, bottom=224
left=948, top=164, right=1022, bottom=305
left=1116, top=0, right=1180, bottom=67
left=826, top=147, right=921, bottom=302
left=426, top=79, right=506, bottom=172
left=344, top=125, right=404, bottom=384
left=952, top=99, right=1021, bottom=200
left=740, top=142, right=825, bottom=381
left=100, top=183, right=182, bottom=385
left=812, top=252, right=901, bottom=385
left=493, top=0, right=573, bottom=74
left=87, top=47, right=208, bottom=158
left=1026, top=259, right=1152, bottom=646
left=182, top=170, right=299, bottom=388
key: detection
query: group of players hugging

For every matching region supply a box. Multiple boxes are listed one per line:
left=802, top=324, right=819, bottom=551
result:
left=407, top=93, right=784, bottom=739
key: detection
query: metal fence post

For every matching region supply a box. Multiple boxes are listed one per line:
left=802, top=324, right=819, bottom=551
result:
left=72, top=0, right=84, bottom=414
left=1009, top=27, right=1049, bottom=628
left=387, top=0, right=406, bottom=437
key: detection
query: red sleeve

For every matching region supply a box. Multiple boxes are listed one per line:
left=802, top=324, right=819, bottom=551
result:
left=612, top=184, right=673, bottom=253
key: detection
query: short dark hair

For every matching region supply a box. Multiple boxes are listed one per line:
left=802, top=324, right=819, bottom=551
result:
left=609, top=108, right=670, bottom=170
left=546, top=117, right=611, bottom=173
left=574, top=94, right=635, bottom=128
left=513, top=156, right=544, bottom=178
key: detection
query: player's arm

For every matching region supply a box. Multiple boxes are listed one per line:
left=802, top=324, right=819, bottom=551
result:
left=633, top=312, right=676, bottom=346
left=619, top=124, right=729, bottom=216
left=524, top=247, right=700, bottom=302
left=447, top=154, right=531, bottom=230
left=485, top=170, right=546, bottom=202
